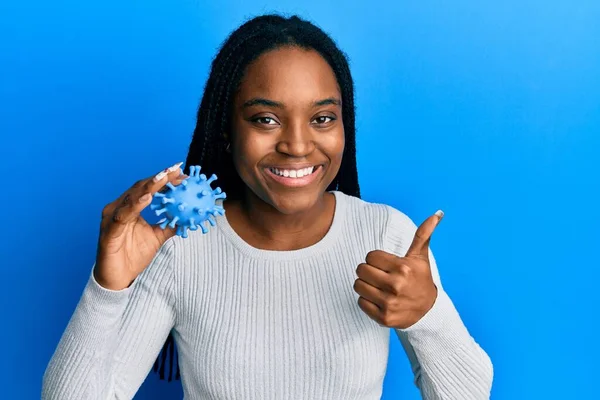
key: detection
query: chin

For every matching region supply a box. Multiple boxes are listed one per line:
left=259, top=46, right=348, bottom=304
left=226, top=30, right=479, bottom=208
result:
left=267, top=190, right=324, bottom=215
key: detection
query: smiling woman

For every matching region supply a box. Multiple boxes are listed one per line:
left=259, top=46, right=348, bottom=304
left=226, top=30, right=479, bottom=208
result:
left=42, top=14, right=493, bottom=400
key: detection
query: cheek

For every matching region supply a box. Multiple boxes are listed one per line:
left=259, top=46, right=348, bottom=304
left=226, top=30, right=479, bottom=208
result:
left=233, top=135, right=270, bottom=175
left=325, top=129, right=345, bottom=164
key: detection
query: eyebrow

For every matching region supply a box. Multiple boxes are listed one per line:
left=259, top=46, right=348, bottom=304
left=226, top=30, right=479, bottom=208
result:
left=243, top=98, right=284, bottom=109
left=314, top=97, right=341, bottom=107
left=242, top=97, right=341, bottom=109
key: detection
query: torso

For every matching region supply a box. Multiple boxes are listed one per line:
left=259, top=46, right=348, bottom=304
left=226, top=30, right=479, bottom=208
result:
left=170, top=191, right=396, bottom=399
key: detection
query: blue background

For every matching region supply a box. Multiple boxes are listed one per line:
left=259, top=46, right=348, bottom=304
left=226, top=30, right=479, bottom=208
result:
left=1, top=0, right=598, bottom=398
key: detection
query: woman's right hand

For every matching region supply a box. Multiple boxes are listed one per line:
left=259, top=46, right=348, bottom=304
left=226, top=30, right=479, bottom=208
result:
left=93, top=162, right=187, bottom=291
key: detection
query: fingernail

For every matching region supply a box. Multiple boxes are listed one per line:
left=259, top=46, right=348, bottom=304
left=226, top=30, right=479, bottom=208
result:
left=139, top=193, right=151, bottom=202
left=168, top=162, right=183, bottom=173
left=153, top=170, right=168, bottom=182
left=435, top=210, right=444, bottom=219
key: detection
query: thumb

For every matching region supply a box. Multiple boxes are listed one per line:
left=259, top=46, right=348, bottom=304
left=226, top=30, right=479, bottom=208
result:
left=405, top=210, right=444, bottom=258
left=152, top=224, right=177, bottom=243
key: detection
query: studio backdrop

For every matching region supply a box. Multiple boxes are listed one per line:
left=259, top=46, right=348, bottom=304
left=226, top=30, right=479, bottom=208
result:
left=1, top=0, right=598, bottom=399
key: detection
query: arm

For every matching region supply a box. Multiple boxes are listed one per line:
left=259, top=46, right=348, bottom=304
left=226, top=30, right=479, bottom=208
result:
left=384, top=207, right=493, bottom=399
left=42, top=240, right=177, bottom=399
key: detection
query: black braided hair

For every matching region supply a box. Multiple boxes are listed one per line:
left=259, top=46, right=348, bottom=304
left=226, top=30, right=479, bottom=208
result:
left=153, top=13, right=361, bottom=382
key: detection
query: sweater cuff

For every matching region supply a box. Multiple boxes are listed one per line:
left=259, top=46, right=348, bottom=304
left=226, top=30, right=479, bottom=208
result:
left=395, top=289, right=474, bottom=362
left=68, top=267, right=134, bottom=334
left=88, top=266, right=134, bottom=304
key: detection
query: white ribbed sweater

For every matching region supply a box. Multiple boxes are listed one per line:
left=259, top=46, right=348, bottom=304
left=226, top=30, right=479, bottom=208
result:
left=42, top=191, right=493, bottom=399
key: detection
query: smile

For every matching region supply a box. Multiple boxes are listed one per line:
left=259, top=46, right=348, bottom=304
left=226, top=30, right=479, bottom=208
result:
left=264, top=165, right=323, bottom=187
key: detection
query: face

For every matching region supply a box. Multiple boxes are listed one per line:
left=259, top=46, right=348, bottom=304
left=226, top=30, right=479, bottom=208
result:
left=230, top=46, right=345, bottom=214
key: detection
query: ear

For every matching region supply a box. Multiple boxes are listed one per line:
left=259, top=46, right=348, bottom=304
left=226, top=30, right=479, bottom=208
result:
left=222, top=133, right=232, bottom=153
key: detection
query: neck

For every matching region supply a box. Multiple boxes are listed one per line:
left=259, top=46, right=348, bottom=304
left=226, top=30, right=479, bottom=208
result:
left=225, top=190, right=335, bottom=251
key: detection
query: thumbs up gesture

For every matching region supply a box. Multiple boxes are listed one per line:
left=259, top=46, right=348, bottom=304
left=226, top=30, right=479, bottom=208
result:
left=354, top=210, right=444, bottom=329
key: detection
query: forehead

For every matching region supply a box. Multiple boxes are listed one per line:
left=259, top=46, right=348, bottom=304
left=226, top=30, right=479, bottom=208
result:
left=236, top=46, right=340, bottom=104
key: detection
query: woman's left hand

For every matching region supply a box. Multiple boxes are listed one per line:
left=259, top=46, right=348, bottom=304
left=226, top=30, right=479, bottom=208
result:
left=354, top=211, right=444, bottom=329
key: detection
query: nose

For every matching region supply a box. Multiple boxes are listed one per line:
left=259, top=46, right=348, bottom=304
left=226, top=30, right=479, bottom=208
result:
left=275, top=121, right=315, bottom=157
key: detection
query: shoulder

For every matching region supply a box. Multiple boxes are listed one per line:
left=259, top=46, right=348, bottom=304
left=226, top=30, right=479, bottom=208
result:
left=334, top=191, right=418, bottom=254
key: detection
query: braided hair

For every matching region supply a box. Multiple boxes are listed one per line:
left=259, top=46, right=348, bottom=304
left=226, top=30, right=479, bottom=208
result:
left=153, top=13, right=361, bottom=382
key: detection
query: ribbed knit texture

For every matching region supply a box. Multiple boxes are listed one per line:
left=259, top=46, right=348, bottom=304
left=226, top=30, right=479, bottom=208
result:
left=42, top=191, right=493, bottom=399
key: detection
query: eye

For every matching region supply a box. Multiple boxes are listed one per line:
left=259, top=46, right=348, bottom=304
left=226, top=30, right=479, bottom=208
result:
left=312, top=115, right=336, bottom=125
left=253, top=116, right=279, bottom=125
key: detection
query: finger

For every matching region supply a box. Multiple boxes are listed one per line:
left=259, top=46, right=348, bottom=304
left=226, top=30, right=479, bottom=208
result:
left=405, top=210, right=444, bottom=258
left=114, top=191, right=153, bottom=224
left=357, top=296, right=384, bottom=324
left=100, top=184, right=140, bottom=229
left=116, top=163, right=184, bottom=223
left=353, top=278, right=386, bottom=309
left=356, top=262, right=391, bottom=291
left=128, top=162, right=183, bottom=206
left=146, top=162, right=184, bottom=194
left=152, top=224, right=177, bottom=242
left=365, top=250, right=399, bottom=273
left=100, top=191, right=136, bottom=233
left=174, top=173, right=189, bottom=183
left=106, top=194, right=153, bottom=238
left=101, top=162, right=183, bottom=234
left=101, top=162, right=182, bottom=222
left=166, top=173, right=188, bottom=192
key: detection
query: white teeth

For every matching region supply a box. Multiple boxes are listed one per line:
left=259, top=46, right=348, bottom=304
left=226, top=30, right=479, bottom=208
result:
left=269, top=166, right=316, bottom=178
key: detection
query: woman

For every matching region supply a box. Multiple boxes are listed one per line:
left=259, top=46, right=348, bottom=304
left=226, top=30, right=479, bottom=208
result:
left=42, top=14, right=493, bottom=399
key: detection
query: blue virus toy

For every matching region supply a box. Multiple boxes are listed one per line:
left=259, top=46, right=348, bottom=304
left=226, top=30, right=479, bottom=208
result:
left=150, top=165, right=226, bottom=238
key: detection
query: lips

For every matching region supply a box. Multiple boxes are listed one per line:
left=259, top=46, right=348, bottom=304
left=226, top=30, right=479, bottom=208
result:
left=264, top=164, right=323, bottom=187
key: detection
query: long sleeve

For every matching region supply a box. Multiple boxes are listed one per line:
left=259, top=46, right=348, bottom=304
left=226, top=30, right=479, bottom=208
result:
left=383, top=207, right=493, bottom=399
left=41, top=239, right=178, bottom=400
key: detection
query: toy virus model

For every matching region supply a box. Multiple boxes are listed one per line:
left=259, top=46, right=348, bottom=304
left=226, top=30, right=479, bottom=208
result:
left=151, top=165, right=226, bottom=238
